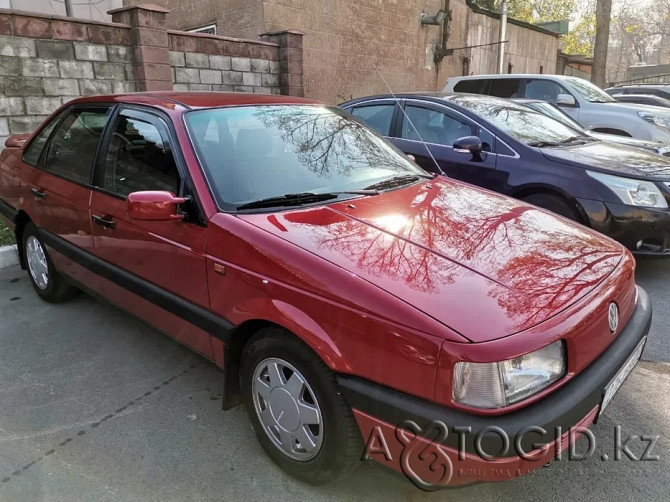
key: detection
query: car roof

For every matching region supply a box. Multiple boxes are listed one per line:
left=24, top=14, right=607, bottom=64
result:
left=609, top=83, right=670, bottom=88
left=616, top=93, right=670, bottom=100
left=341, top=92, right=530, bottom=112
left=63, top=92, right=319, bottom=110
left=448, top=74, right=574, bottom=80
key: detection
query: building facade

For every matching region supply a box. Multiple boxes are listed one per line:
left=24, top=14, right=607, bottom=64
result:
left=122, top=0, right=559, bottom=104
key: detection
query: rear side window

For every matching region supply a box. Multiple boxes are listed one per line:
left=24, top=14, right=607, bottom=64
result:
left=22, top=110, right=67, bottom=166
left=43, top=108, right=111, bottom=185
left=488, top=79, right=522, bottom=98
left=453, top=79, right=488, bottom=94
left=103, top=113, right=180, bottom=197
left=350, top=104, right=395, bottom=136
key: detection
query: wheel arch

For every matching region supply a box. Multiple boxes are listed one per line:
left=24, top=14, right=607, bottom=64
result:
left=220, top=301, right=350, bottom=410
left=511, top=184, right=589, bottom=226
left=589, top=127, right=632, bottom=137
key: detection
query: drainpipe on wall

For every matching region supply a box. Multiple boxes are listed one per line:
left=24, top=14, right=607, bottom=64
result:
left=497, top=1, right=508, bottom=74
left=64, top=0, right=74, bottom=17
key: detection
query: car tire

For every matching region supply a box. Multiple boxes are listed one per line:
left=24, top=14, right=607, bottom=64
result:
left=240, top=327, right=362, bottom=484
left=522, top=193, right=581, bottom=222
left=22, top=222, right=77, bottom=302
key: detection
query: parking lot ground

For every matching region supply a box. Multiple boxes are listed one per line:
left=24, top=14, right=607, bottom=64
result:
left=0, top=259, right=669, bottom=502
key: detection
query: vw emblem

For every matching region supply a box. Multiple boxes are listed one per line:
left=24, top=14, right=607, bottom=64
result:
left=608, top=302, right=619, bottom=333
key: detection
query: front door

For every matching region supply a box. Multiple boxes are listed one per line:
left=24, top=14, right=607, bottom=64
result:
left=90, top=107, right=214, bottom=359
left=391, top=102, right=498, bottom=189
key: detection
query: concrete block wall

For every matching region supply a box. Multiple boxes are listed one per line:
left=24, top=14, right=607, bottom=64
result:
left=0, top=9, right=136, bottom=146
left=168, top=31, right=281, bottom=93
left=0, top=4, right=301, bottom=147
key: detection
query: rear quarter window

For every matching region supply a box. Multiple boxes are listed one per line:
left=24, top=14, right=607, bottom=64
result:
left=453, top=79, right=488, bottom=94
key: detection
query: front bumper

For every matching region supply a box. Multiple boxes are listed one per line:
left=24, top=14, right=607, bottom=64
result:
left=579, top=198, right=670, bottom=254
left=338, top=286, right=651, bottom=486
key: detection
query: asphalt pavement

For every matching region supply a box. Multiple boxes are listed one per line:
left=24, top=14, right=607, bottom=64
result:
left=0, top=258, right=668, bottom=502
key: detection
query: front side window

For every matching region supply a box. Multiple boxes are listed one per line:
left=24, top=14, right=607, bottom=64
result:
left=103, top=114, right=180, bottom=197
left=350, top=104, right=395, bottom=136
left=523, top=79, right=570, bottom=104
left=43, top=108, right=111, bottom=185
left=22, top=110, right=67, bottom=166
left=185, top=105, right=426, bottom=208
left=400, top=105, right=474, bottom=146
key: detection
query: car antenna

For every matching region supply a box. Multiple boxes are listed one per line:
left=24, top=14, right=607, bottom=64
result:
left=371, top=62, right=446, bottom=176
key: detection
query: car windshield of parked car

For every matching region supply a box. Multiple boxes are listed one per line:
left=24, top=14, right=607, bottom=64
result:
left=526, top=101, right=585, bottom=131
left=185, top=105, right=427, bottom=209
left=564, top=77, right=616, bottom=103
left=451, top=96, right=588, bottom=146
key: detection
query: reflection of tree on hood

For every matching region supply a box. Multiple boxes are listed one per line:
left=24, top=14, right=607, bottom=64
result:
left=253, top=107, right=410, bottom=178
left=281, top=178, right=622, bottom=329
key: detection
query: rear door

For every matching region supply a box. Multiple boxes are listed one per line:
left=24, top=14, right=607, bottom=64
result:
left=90, top=106, right=214, bottom=359
left=390, top=100, right=499, bottom=188
left=20, top=105, right=113, bottom=287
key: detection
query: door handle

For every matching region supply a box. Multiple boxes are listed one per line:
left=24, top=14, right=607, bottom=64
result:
left=91, top=214, right=116, bottom=229
left=31, top=188, right=46, bottom=199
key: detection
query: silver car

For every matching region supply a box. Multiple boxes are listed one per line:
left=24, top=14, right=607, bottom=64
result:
left=445, top=74, right=670, bottom=142
left=514, top=98, right=670, bottom=156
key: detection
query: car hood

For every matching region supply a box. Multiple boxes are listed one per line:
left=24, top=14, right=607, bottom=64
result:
left=542, top=140, right=670, bottom=178
left=240, top=178, right=623, bottom=342
left=588, top=132, right=667, bottom=152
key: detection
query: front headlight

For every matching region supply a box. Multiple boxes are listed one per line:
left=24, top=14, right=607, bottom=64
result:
left=453, top=341, right=566, bottom=409
left=586, top=171, right=668, bottom=208
left=638, top=112, right=670, bottom=131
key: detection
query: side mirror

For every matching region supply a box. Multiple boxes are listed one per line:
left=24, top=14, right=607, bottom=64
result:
left=127, top=191, right=186, bottom=221
left=453, top=136, right=484, bottom=161
left=557, top=93, right=576, bottom=106
left=5, top=134, right=30, bottom=148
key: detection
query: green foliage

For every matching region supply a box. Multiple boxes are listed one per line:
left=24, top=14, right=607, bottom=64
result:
left=563, top=14, right=597, bottom=56
left=495, top=0, right=576, bottom=23
left=0, top=220, right=15, bottom=247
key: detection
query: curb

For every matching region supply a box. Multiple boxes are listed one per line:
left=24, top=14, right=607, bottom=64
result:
left=0, top=245, right=19, bottom=269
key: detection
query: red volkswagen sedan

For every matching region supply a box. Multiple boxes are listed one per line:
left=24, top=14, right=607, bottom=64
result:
left=0, top=93, right=651, bottom=488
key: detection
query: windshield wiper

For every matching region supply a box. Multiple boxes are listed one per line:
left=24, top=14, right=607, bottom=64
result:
left=527, top=140, right=561, bottom=147
left=364, top=174, right=431, bottom=191
left=559, top=135, right=591, bottom=144
left=236, top=190, right=379, bottom=210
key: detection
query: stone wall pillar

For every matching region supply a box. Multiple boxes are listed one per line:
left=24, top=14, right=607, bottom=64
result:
left=109, top=4, right=171, bottom=91
left=260, top=30, right=304, bottom=97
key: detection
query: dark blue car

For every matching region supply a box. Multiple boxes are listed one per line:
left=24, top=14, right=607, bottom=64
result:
left=340, top=92, right=670, bottom=254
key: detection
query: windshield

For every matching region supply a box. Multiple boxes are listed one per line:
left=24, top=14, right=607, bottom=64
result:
left=185, top=105, right=427, bottom=210
left=525, top=102, right=585, bottom=131
left=451, top=96, right=587, bottom=145
left=564, top=77, right=616, bottom=103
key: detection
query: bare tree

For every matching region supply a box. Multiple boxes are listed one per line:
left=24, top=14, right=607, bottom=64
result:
left=592, top=0, right=612, bottom=87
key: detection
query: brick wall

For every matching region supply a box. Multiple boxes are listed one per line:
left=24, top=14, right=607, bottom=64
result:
left=0, top=4, right=299, bottom=147
left=0, top=10, right=135, bottom=146
left=146, top=0, right=560, bottom=104
left=168, top=31, right=280, bottom=93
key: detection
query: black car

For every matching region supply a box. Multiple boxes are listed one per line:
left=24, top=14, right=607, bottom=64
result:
left=606, top=84, right=670, bottom=100
left=612, top=94, right=670, bottom=109
left=341, top=92, right=670, bottom=254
